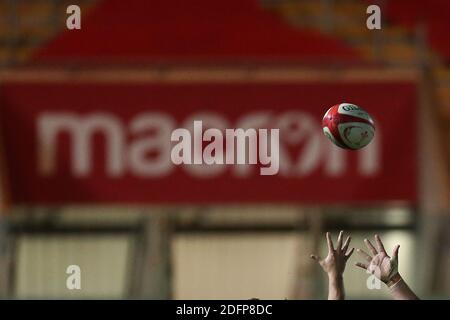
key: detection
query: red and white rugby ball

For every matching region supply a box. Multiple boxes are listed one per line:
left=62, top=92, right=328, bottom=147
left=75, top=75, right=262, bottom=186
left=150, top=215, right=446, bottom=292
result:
left=322, top=103, right=375, bottom=150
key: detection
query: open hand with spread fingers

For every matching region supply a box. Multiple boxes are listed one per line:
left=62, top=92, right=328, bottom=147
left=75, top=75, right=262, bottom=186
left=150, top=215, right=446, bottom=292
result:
left=354, top=234, right=419, bottom=300
left=354, top=234, right=400, bottom=285
left=311, top=230, right=354, bottom=278
left=310, top=231, right=354, bottom=300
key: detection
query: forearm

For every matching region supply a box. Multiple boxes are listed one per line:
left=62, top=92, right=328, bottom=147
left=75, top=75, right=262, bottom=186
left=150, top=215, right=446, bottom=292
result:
left=387, top=274, right=419, bottom=300
left=328, top=274, right=345, bottom=300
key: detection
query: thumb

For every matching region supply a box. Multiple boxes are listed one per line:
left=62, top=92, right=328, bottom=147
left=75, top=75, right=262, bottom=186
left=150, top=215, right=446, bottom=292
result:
left=310, top=254, right=321, bottom=262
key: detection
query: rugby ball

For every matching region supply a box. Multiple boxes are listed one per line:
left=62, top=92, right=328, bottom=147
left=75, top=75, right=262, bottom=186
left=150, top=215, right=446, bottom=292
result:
left=322, top=103, right=375, bottom=150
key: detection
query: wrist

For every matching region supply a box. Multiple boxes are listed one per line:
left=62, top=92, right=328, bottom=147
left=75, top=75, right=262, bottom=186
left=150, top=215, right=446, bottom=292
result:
left=328, top=272, right=343, bottom=280
left=327, top=272, right=345, bottom=300
left=386, top=273, right=402, bottom=288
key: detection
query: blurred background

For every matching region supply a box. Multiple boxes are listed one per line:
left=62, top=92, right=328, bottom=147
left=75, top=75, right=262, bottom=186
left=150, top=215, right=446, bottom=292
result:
left=0, top=0, right=449, bottom=300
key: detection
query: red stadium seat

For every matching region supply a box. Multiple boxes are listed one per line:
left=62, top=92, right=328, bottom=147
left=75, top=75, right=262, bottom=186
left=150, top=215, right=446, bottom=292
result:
left=381, top=0, right=450, bottom=62
left=32, top=0, right=362, bottom=66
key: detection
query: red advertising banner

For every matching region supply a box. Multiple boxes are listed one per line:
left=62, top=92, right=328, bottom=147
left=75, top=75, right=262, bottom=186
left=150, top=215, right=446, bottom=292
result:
left=0, top=81, right=417, bottom=205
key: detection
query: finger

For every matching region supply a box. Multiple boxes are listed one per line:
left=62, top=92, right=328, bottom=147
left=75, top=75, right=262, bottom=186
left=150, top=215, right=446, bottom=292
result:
left=364, top=238, right=378, bottom=256
left=341, top=236, right=351, bottom=253
left=375, top=234, right=387, bottom=254
left=345, top=247, right=354, bottom=259
left=326, top=232, right=334, bottom=253
left=392, top=245, right=400, bottom=260
left=356, top=248, right=372, bottom=262
left=355, top=262, right=368, bottom=270
left=336, top=231, right=344, bottom=251
left=310, top=254, right=321, bottom=262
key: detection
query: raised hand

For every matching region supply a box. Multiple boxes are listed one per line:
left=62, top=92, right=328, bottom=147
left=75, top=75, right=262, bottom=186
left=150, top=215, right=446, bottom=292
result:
left=355, top=234, right=400, bottom=285
left=310, top=231, right=354, bottom=300
left=354, top=234, right=419, bottom=300
left=311, top=230, right=354, bottom=277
